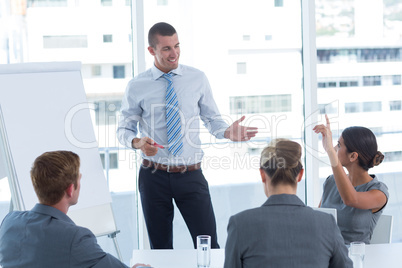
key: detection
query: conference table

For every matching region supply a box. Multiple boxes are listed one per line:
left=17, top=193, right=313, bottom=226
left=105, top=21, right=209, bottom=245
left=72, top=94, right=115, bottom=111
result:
left=131, top=243, right=402, bottom=268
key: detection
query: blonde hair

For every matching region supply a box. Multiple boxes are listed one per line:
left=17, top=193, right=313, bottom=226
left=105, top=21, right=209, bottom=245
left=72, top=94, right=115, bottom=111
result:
left=260, top=139, right=303, bottom=186
left=31, top=151, right=80, bottom=205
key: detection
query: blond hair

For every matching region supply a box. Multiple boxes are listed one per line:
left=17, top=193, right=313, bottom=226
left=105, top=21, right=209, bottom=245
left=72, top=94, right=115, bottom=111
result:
left=260, top=139, right=303, bottom=186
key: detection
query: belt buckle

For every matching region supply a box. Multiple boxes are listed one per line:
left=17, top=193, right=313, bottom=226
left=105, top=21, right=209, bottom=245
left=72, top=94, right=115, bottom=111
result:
left=167, top=165, right=187, bottom=173
left=166, top=165, right=176, bottom=173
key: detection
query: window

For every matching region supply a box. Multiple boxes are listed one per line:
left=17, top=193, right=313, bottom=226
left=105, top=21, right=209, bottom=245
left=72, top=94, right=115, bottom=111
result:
left=393, top=75, right=401, bottom=85
left=390, top=100, right=402, bottom=111
left=345, top=102, right=360, bottom=113
left=3, top=0, right=402, bottom=260
left=384, top=151, right=402, bottom=162
left=101, top=0, right=112, bottom=6
left=363, top=76, right=382, bottom=86
left=100, top=152, right=119, bottom=169
left=363, top=102, right=382, bottom=112
left=328, top=81, right=336, bottom=87
left=157, top=0, right=168, bottom=5
left=92, top=65, right=102, bottom=76
left=43, top=35, right=88, bottom=48
left=317, top=48, right=402, bottom=64
left=237, top=62, right=247, bottom=74
left=275, top=0, right=284, bottom=7
left=318, top=103, right=337, bottom=114
left=94, top=100, right=121, bottom=126
left=265, top=35, right=272, bottom=41
left=230, top=95, right=292, bottom=114
left=28, top=0, right=67, bottom=7
left=318, top=78, right=359, bottom=88
left=113, top=65, right=125, bottom=79
left=350, top=81, right=358, bottom=87
left=103, top=34, right=113, bottom=43
left=317, top=0, right=402, bottom=245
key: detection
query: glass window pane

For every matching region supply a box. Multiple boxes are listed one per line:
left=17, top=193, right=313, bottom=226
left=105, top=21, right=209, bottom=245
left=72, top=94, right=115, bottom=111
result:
left=43, top=35, right=88, bottom=48
left=103, top=34, right=113, bottom=43
left=1, top=1, right=135, bottom=263
left=363, top=101, right=382, bottom=112
left=316, top=0, right=402, bottom=243
left=143, top=0, right=303, bottom=249
left=92, top=65, right=102, bottom=76
left=236, top=62, right=247, bottom=74
left=390, top=100, right=402, bottom=111
left=242, top=35, right=251, bottom=41
left=101, top=0, right=112, bottom=7
left=113, top=65, right=125, bottom=79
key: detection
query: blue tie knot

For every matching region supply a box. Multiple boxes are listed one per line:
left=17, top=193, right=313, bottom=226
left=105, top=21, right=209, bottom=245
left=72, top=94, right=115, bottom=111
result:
left=163, top=72, right=173, bottom=81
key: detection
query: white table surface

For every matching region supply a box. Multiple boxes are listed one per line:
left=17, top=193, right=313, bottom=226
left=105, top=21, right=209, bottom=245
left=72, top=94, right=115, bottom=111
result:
left=131, top=243, right=402, bottom=268
left=131, top=249, right=224, bottom=268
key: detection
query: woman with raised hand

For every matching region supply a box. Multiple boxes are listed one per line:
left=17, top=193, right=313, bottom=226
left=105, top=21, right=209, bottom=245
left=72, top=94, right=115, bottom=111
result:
left=313, top=115, right=389, bottom=244
left=224, top=139, right=352, bottom=268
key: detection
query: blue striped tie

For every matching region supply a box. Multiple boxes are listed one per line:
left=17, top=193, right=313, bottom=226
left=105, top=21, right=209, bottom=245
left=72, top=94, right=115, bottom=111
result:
left=163, top=73, right=183, bottom=156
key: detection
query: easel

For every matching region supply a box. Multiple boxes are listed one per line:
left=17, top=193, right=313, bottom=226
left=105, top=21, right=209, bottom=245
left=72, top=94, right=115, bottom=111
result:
left=0, top=62, right=124, bottom=262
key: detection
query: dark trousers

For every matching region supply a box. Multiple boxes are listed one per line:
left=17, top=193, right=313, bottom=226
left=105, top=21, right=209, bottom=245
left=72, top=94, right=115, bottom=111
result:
left=139, top=165, right=219, bottom=249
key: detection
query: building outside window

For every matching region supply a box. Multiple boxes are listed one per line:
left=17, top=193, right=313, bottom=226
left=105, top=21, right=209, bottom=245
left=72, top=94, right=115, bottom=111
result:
left=92, top=65, right=102, bottom=76
left=100, top=152, right=119, bottom=169
left=363, top=75, right=382, bottom=86
left=345, top=102, right=360, bottom=113
left=265, top=35, right=272, bottom=41
left=236, top=62, right=247, bottom=74
left=103, top=34, right=113, bottom=43
left=393, top=74, right=401, bottom=85
left=390, top=100, right=402, bottom=111
left=275, top=0, right=284, bottom=7
left=363, top=101, right=382, bottom=112
left=113, top=65, right=125, bottom=79
left=43, top=35, right=88, bottom=49
left=101, top=0, right=112, bottom=7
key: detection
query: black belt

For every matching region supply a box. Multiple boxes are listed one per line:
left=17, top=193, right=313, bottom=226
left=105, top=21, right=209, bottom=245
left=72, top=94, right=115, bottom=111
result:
left=142, top=159, right=201, bottom=173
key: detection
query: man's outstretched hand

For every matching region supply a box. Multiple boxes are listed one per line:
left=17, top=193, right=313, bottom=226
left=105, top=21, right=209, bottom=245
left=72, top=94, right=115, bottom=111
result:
left=224, top=116, right=258, bottom=142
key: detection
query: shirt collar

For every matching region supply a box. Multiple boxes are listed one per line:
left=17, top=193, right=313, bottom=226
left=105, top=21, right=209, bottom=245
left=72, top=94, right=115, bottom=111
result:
left=151, top=64, right=183, bottom=80
left=262, top=194, right=306, bottom=207
left=31, top=203, right=75, bottom=224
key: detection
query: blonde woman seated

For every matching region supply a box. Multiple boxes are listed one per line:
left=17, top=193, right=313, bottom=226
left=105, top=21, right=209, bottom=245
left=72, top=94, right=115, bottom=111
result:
left=224, top=139, right=352, bottom=268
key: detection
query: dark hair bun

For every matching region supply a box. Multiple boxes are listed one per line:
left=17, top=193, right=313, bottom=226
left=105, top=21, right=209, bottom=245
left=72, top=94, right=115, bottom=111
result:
left=372, top=151, right=384, bottom=167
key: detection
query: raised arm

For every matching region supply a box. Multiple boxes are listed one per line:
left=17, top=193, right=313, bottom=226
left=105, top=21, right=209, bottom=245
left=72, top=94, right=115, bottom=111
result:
left=313, top=115, right=386, bottom=211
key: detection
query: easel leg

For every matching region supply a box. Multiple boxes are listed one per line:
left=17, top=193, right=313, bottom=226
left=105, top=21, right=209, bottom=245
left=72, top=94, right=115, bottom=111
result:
left=108, top=231, right=123, bottom=262
left=9, top=197, right=13, bottom=212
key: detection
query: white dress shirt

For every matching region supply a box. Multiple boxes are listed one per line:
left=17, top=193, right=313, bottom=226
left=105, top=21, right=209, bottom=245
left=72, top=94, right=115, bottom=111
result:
left=117, top=64, right=229, bottom=165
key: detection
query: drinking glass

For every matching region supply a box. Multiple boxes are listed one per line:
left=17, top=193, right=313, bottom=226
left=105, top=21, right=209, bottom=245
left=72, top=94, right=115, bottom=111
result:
left=197, top=235, right=211, bottom=268
left=349, top=241, right=365, bottom=268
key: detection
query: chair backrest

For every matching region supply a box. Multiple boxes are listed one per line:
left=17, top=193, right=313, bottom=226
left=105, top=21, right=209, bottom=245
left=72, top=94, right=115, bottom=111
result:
left=312, top=207, right=337, bottom=223
left=371, top=214, right=393, bottom=244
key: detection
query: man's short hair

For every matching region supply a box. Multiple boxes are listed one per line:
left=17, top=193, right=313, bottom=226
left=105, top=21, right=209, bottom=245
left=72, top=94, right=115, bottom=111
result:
left=148, top=22, right=177, bottom=48
left=30, top=151, right=80, bottom=205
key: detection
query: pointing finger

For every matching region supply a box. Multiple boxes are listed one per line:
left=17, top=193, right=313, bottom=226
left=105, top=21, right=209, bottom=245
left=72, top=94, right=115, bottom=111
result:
left=325, top=114, right=331, bottom=128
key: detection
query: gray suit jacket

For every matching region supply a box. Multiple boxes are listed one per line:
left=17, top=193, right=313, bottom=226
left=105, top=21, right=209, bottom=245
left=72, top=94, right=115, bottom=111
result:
left=0, top=204, right=127, bottom=268
left=224, top=194, right=352, bottom=268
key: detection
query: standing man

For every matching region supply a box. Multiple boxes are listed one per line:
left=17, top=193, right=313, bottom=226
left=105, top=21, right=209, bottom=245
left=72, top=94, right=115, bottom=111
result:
left=0, top=151, right=150, bottom=268
left=117, top=22, right=257, bottom=249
